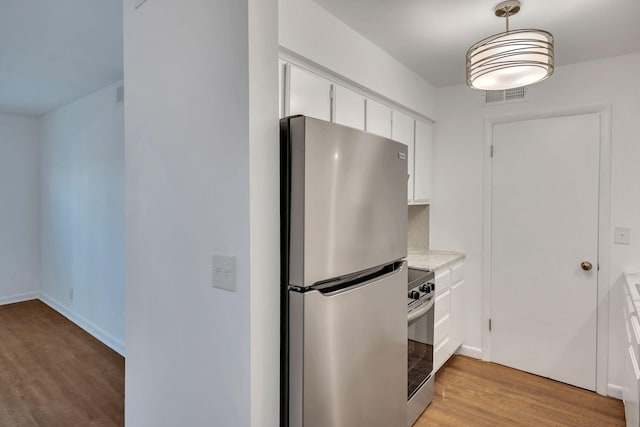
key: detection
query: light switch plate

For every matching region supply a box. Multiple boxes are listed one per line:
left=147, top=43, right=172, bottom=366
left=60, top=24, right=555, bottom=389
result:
left=614, top=226, right=631, bottom=245
left=212, top=254, right=236, bottom=292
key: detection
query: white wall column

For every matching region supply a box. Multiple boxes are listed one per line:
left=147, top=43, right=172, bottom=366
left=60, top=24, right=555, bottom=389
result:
left=124, top=0, right=279, bottom=425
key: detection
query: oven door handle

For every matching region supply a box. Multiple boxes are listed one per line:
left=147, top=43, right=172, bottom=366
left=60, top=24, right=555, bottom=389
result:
left=408, top=297, right=434, bottom=324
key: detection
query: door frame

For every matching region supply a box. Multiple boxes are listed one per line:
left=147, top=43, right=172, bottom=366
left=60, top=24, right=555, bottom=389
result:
left=481, top=104, right=612, bottom=396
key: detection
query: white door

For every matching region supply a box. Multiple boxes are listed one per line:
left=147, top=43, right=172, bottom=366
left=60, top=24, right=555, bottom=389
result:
left=491, top=113, right=600, bottom=391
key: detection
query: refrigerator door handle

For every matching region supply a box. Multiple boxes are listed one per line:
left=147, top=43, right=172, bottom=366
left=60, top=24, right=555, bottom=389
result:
left=317, top=261, right=405, bottom=296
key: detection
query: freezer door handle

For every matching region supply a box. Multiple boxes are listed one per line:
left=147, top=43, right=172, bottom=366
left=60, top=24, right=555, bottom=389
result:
left=315, top=261, right=405, bottom=296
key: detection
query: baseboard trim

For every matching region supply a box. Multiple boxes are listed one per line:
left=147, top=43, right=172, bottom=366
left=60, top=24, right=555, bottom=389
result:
left=38, top=292, right=125, bottom=357
left=456, top=345, right=483, bottom=359
left=607, top=383, right=623, bottom=400
left=0, top=291, right=39, bottom=306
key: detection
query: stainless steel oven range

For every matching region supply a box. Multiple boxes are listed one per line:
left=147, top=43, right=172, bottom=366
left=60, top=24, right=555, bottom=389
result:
left=407, top=267, right=435, bottom=426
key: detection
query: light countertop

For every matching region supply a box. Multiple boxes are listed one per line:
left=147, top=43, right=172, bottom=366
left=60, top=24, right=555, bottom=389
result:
left=407, top=250, right=465, bottom=271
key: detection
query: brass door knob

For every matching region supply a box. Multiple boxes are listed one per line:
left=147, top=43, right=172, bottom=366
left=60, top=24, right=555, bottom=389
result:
left=581, top=261, right=593, bottom=271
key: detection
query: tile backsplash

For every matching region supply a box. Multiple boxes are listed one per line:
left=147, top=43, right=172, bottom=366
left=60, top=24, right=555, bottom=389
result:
left=408, top=205, right=429, bottom=252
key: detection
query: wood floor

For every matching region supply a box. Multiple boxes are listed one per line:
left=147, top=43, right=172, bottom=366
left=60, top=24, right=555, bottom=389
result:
left=0, top=301, right=624, bottom=426
left=417, top=355, right=625, bottom=427
left=0, top=300, right=124, bottom=427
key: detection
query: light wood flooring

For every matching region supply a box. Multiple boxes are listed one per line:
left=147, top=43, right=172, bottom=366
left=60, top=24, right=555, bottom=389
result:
left=1, top=301, right=625, bottom=426
left=417, top=355, right=625, bottom=426
left=0, top=300, right=124, bottom=426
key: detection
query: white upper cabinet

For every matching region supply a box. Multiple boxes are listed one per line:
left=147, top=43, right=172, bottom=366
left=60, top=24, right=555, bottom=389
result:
left=289, top=65, right=332, bottom=121
left=334, top=85, right=365, bottom=131
left=414, top=120, right=433, bottom=202
left=280, top=59, right=433, bottom=205
left=365, top=99, right=392, bottom=138
left=279, top=60, right=286, bottom=119
left=391, top=111, right=415, bottom=201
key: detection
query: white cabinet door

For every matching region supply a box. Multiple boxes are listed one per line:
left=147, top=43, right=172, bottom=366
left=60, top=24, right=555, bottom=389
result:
left=288, top=65, right=332, bottom=121
left=392, top=111, right=415, bottom=201
left=279, top=60, right=286, bottom=119
left=365, top=99, right=392, bottom=138
left=450, top=279, right=464, bottom=354
left=414, top=120, right=433, bottom=202
left=334, top=85, right=365, bottom=131
left=625, top=344, right=640, bottom=427
left=434, top=288, right=451, bottom=373
left=431, top=260, right=464, bottom=373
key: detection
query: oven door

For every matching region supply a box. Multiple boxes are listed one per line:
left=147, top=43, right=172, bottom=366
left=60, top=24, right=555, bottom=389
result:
left=407, top=296, right=435, bottom=425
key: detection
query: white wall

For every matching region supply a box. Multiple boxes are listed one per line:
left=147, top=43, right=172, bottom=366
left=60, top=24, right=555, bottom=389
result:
left=249, top=0, right=280, bottom=425
left=0, top=113, right=40, bottom=304
left=278, top=0, right=436, bottom=120
left=431, top=53, right=640, bottom=392
left=124, top=0, right=279, bottom=425
left=40, top=81, right=125, bottom=353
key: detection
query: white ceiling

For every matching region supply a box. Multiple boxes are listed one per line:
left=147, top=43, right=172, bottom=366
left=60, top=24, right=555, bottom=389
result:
left=313, top=0, right=640, bottom=87
left=0, top=1, right=123, bottom=116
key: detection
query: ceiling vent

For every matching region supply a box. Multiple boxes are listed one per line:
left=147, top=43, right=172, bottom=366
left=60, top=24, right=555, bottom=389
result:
left=484, top=86, right=528, bottom=104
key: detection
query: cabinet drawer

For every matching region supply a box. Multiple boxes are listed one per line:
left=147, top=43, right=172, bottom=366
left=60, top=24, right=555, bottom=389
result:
left=435, top=289, right=450, bottom=324
left=625, top=345, right=640, bottom=427
left=632, top=317, right=640, bottom=370
left=434, top=337, right=450, bottom=373
left=434, top=268, right=451, bottom=294
left=625, top=296, right=630, bottom=321
left=628, top=295, right=637, bottom=318
left=450, top=261, right=464, bottom=284
left=434, top=313, right=450, bottom=349
left=625, top=281, right=631, bottom=298
left=632, top=317, right=640, bottom=345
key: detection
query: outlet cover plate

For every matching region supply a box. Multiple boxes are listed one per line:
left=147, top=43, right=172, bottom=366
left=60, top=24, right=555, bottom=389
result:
left=212, top=254, right=236, bottom=292
left=614, top=226, right=631, bottom=245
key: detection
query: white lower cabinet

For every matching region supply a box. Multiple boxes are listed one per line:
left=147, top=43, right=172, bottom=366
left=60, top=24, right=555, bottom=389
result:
left=450, top=279, right=464, bottom=354
left=432, top=260, right=465, bottom=373
left=434, top=337, right=450, bottom=374
left=625, top=344, right=640, bottom=427
left=434, top=290, right=450, bottom=324
left=623, top=280, right=640, bottom=427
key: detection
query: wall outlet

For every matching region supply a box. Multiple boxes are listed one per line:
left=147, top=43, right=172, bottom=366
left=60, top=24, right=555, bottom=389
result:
left=614, top=226, right=631, bottom=245
left=69, top=289, right=74, bottom=300
left=212, top=254, right=236, bottom=292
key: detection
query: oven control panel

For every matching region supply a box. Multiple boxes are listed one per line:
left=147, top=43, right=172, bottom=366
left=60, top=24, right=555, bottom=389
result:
left=407, top=267, right=435, bottom=308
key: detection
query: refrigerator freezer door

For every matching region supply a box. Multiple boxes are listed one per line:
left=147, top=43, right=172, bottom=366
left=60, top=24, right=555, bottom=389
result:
left=287, top=116, right=408, bottom=287
left=288, top=264, right=408, bottom=427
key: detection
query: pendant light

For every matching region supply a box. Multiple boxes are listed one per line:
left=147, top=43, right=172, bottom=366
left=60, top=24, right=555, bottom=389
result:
left=466, top=0, right=554, bottom=90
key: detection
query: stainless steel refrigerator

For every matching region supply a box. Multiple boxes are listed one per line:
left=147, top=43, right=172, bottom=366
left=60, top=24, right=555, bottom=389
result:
left=280, top=116, right=408, bottom=427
